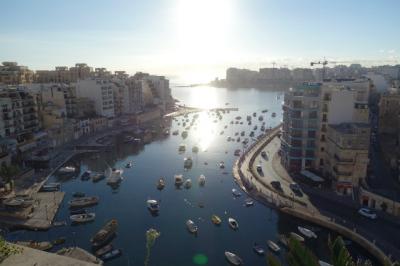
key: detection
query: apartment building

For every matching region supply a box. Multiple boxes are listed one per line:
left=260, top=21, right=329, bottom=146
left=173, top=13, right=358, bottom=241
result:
left=0, top=62, right=34, bottom=85
left=142, top=75, right=171, bottom=112
left=76, top=78, right=115, bottom=118
left=35, top=63, right=92, bottom=83
left=379, top=87, right=400, bottom=135
left=324, top=123, right=370, bottom=195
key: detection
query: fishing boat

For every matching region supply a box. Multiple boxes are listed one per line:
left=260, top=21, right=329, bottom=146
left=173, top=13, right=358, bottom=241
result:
left=186, top=219, right=198, bottom=234
left=53, top=237, right=66, bottom=245
left=147, top=199, right=160, bottom=213
left=245, top=198, right=254, bottom=207
left=69, top=196, right=99, bottom=208
left=184, top=157, right=193, bottom=168
left=174, top=174, right=184, bottom=187
left=198, top=175, right=206, bottom=186
left=70, top=213, right=96, bottom=224
left=178, top=144, right=186, bottom=152
left=211, top=215, right=222, bottom=225
left=16, top=241, right=53, bottom=251
left=125, top=162, right=132, bottom=168
left=253, top=243, right=265, bottom=255
left=40, top=183, right=61, bottom=192
left=225, top=251, right=243, bottom=265
left=290, top=232, right=305, bottom=242
left=298, top=226, right=317, bottom=239
left=219, top=161, right=225, bottom=169
left=267, top=240, right=281, bottom=252
left=157, top=178, right=165, bottom=190
left=72, top=192, right=85, bottom=198
left=101, top=249, right=122, bottom=261
left=105, top=168, right=123, bottom=185
left=184, top=179, right=192, bottom=189
left=58, top=166, right=76, bottom=175
left=95, top=244, right=113, bottom=257
left=91, top=219, right=118, bottom=248
left=81, top=170, right=91, bottom=181
left=232, top=188, right=241, bottom=197
left=228, top=218, right=239, bottom=230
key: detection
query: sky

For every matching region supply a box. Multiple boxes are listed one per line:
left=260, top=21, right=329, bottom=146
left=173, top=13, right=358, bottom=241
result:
left=1, top=0, right=400, bottom=83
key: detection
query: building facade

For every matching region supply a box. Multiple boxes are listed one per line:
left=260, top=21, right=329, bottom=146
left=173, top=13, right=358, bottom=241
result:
left=0, top=62, right=34, bottom=85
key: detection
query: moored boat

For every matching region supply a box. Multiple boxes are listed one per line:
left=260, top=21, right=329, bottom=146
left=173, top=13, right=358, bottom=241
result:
left=125, top=162, right=132, bottom=168
left=95, top=244, right=113, bottom=257
left=72, top=192, right=85, bottom=198
left=219, top=161, right=225, bottom=169
left=184, top=157, right=193, bottom=168
left=81, top=170, right=91, bottom=180
left=69, top=196, right=99, bottom=208
left=225, top=251, right=243, bottom=265
left=298, top=226, right=317, bottom=239
left=101, top=248, right=122, bottom=261
left=16, top=241, right=53, bottom=251
left=253, top=243, right=265, bottom=255
left=184, top=179, right=192, bottom=189
left=40, top=183, right=61, bottom=192
left=290, top=232, right=305, bottom=242
left=267, top=240, right=280, bottom=252
left=245, top=198, right=254, bottom=206
left=53, top=237, right=66, bottom=245
left=147, top=199, right=160, bottom=213
left=157, top=178, right=165, bottom=190
left=228, top=218, right=239, bottom=230
left=232, top=188, right=241, bottom=197
left=70, top=212, right=96, bottom=224
left=105, top=168, right=123, bottom=185
left=186, top=219, right=198, bottom=234
left=278, top=234, right=289, bottom=247
left=174, top=174, right=184, bottom=187
left=192, top=146, right=199, bottom=153
left=178, top=144, right=186, bottom=152
left=92, top=173, right=105, bottom=182
left=198, top=175, right=206, bottom=186
left=211, top=215, right=222, bottom=225
left=91, top=219, right=118, bottom=248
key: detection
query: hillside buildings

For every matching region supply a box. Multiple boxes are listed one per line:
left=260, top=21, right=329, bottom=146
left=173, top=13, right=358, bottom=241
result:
left=0, top=62, right=34, bottom=85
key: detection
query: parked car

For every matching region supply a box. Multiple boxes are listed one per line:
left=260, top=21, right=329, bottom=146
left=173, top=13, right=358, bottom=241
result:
left=289, top=182, right=301, bottom=192
left=256, top=165, right=262, bottom=173
left=358, top=208, right=377, bottom=219
left=261, top=151, right=267, bottom=158
left=270, top=181, right=282, bottom=191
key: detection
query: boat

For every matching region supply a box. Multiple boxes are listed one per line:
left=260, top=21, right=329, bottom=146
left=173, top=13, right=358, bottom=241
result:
left=81, top=170, right=91, bottom=180
left=72, top=192, right=85, bottom=198
left=246, top=115, right=251, bottom=121
left=211, top=215, right=222, bottom=225
left=16, top=241, right=53, bottom=251
left=253, top=112, right=256, bottom=117
left=319, top=260, right=333, bottom=266
left=225, top=251, right=243, bottom=265
left=235, top=116, right=241, bottom=120
left=69, top=196, right=99, bottom=208
left=262, top=109, right=268, bottom=113
left=249, top=131, right=255, bottom=137
left=95, top=244, right=113, bottom=257
left=147, top=199, right=160, bottom=213
left=91, top=219, right=118, bottom=248
left=184, top=179, right=192, bottom=189
left=172, top=130, right=179, bottom=135
left=178, top=144, right=186, bottom=152
left=192, top=146, right=199, bottom=153
left=53, top=237, right=66, bottom=245
left=70, top=208, right=87, bottom=215
left=272, top=112, right=276, bottom=117
left=53, top=220, right=67, bottom=227
left=232, top=189, right=241, bottom=197
left=267, top=240, right=281, bottom=252
left=298, top=226, right=317, bottom=239
left=40, top=183, right=61, bottom=192
left=181, top=131, right=188, bottom=138
left=184, top=157, right=193, bottom=168
left=228, top=218, right=239, bottom=230
left=70, top=213, right=95, bottom=223
left=258, top=116, right=263, bottom=121
left=106, top=168, right=123, bottom=185
left=125, top=162, right=132, bottom=168
left=227, top=136, right=232, bottom=141
left=240, top=131, right=245, bottom=136
left=198, top=175, right=206, bottom=186
left=92, top=173, right=105, bottom=182
left=253, top=126, right=258, bottom=130
left=219, top=161, right=225, bottom=169
left=245, top=198, right=254, bottom=207
left=234, top=149, right=241, bottom=156
left=123, top=136, right=134, bottom=143
left=186, top=219, right=198, bottom=234
left=58, top=166, right=76, bottom=174
left=164, top=129, right=170, bottom=135
left=101, top=249, right=122, bottom=261
left=3, top=197, right=33, bottom=208
left=220, top=131, right=224, bottom=135
left=290, top=232, right=305, bottom=242
left=157, top=178, right=165, bottom=190
left=174, top=174, right=184, bottom=187
left=253, top=243, right=265, bottom=255
left=278, top=234, right=289, bottom=248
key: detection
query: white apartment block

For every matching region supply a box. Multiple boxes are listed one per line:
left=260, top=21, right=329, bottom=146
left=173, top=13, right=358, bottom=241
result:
left=76, top=79, right=115, bottom=118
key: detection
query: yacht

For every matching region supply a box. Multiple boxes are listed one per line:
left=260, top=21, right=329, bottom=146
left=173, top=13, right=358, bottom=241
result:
left=186, top=219, right=198, bottom=234
left=174, top=174, right=184, bottom=187
left=147, top=199, right=160, bottom=213
left=224, top=251, right=243, bottom=265
left=198, top=175, right=206, bottom=186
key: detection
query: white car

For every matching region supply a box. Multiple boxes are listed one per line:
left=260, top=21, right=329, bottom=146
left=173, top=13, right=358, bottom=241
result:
left=358, top=208, right=377, bottom=219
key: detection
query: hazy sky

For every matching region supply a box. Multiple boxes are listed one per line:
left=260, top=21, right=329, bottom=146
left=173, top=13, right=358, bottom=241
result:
left=1, top=0, right=399, bottom=82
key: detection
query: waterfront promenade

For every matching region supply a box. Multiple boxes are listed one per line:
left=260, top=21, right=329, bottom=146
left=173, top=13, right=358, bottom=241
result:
left=232, top=126, right=398, bottom=264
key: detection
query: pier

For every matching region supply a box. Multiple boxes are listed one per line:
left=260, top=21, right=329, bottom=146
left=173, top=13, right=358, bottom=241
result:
left=164, top=105, right=239, bottom=117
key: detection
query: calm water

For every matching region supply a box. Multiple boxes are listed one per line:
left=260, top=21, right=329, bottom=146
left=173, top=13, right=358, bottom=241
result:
left=7, top=86, right=376, bottom=265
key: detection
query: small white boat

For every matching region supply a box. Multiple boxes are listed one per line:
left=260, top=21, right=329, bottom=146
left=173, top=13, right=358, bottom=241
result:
left=147, top=199, right=160, bottom=212
left=290, top=232, right=305, bottom=242
left=174, top=174, right=184, bottom=187
left=186, top=219, right=198, bottom=234
left=157, top=178, right=165, bottom=190
left=58, top=166, right=76, bottom=174
left=245, top=198, right=254, bottom=207
left=319, top=260, right=333, bottom=266
left=298, top=226, right=317, bottom=239
left=232, top=189, right=241, bottom=197
left=225, top=251, right=243, bottom=265
left=125, top=162, right=132, bottom=168
left=219, top=161, right=225, bottom=169
left=198, top=175, right=206, bottom=186
left=253, top=243, right=265, bottom=255
left=267, top=240, right=280, bottom=252
left=184, top=179, right=192, bottom=189
left=106, top=168, right=123, bottom=185
left=70, top=213, right=96, bottom=223
left=228, top=218, right=239, bottom=230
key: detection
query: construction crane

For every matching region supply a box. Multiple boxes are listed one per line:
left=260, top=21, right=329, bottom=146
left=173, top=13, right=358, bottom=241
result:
left=310, top=59, right=330, bottom=80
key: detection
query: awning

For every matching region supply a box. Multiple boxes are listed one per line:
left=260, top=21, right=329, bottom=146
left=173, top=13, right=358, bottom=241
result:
left=300, top=170, right=324, bottom=182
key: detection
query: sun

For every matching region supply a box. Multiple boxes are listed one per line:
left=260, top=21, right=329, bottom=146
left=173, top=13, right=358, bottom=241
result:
left=175, top=0, right=233, bottom=64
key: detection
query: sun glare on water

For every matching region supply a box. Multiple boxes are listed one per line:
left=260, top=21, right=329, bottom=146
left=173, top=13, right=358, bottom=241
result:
left=193, top=111, right=217, bottom=151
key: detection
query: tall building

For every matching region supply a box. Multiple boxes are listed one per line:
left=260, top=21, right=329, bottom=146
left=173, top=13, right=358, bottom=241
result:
left=0, top=62, right=34, bottom=85
left=35, top=63, right=92, bottom=83
left=379, top=87, right=400, bottom=134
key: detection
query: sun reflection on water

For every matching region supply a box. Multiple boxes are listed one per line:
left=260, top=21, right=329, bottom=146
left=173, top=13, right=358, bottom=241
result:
left=193, top=111, right=217, bottom=151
